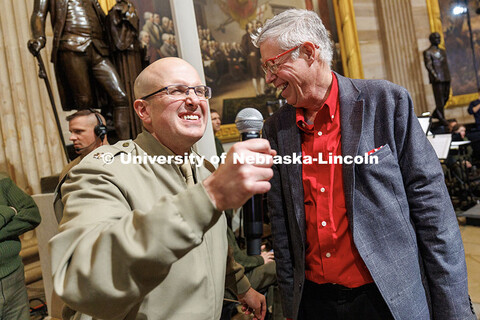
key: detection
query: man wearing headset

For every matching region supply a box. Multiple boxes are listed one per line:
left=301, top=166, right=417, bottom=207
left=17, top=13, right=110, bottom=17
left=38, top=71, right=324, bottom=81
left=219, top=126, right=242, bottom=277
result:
left=59, top=109, right=109, bottom=181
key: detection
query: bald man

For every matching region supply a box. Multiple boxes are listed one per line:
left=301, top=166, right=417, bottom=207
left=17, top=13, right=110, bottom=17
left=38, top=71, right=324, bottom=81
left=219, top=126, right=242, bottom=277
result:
left=50, top=57, right=273, bottom=320
left=59, top=109, right=109, bottom=181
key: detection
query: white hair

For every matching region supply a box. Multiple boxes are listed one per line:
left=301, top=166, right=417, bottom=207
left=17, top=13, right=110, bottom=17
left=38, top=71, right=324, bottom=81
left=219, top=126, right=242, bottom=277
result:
left=144, top=12, right=152, bottom=20
left=251, top=9, right=333, bottom=66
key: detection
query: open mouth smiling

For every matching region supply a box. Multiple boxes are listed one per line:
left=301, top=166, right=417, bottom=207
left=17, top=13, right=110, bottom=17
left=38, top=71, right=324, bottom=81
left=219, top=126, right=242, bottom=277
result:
left=179, top=113, right=199, bottom=120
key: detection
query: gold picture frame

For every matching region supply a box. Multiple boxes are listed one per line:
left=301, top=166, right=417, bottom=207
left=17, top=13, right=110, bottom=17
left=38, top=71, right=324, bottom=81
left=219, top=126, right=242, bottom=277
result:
left=426, top=0, right=478, bottom=108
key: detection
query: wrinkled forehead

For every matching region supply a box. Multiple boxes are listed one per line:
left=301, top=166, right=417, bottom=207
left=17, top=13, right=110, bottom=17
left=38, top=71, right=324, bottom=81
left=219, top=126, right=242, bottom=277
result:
left=259, top=39, right=283, bottom=62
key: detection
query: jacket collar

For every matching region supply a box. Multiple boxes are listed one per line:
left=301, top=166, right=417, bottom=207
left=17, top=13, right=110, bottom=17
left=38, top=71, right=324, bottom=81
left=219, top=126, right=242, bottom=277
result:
left=134, top=131, right=182, bottom=157
left=133, top=131, right=215, bottom=181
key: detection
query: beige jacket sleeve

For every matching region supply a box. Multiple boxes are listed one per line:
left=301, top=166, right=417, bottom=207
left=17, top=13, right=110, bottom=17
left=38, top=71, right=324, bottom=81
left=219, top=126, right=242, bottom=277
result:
left=50, top=160, right=223, bottom=319
left=225, top=245, right=251, bottom=296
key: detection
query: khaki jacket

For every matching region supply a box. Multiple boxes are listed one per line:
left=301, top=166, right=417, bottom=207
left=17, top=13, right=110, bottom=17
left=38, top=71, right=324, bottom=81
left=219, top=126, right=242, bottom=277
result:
left=51, top=132, right=250, bottom=319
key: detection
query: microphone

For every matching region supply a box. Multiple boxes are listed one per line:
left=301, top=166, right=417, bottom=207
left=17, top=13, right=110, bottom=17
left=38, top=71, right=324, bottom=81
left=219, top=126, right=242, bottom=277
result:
left=74, top=137, right=99, bottom=153
left=235, top=108, right=264, bottom=256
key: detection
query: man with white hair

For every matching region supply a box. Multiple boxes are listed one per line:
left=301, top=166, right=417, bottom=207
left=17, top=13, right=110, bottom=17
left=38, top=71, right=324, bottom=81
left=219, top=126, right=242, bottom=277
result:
left=253, top=9, right=475, bottom=320
left=160, top=33, right=177, bottom=57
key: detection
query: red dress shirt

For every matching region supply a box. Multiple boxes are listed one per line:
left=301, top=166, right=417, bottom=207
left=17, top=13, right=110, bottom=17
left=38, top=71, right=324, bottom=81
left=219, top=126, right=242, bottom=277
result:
left=296, top=73, right=373, bottom=288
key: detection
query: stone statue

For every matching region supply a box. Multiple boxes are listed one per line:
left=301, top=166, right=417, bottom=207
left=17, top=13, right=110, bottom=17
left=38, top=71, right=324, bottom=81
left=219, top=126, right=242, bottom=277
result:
left=423, top=32, right=451, bottom=125
left=29, top=0, right=131, bottom=139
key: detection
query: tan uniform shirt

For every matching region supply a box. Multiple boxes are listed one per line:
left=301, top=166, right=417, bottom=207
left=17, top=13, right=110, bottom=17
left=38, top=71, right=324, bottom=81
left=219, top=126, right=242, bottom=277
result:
left=51, top=131, right=249, bottom=319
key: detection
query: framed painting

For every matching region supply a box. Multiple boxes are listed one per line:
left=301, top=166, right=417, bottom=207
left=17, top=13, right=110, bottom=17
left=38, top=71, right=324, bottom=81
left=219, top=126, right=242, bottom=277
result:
left=427, top=0, right=480, bottom=107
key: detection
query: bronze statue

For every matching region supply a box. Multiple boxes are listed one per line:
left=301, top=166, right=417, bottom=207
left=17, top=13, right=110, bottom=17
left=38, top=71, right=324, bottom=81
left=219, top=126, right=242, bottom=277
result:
left=106, top=0, right=145, bottom=137
left=423, top=32, right=451, bottom=125
left=29, top=0, right=131, bottom=139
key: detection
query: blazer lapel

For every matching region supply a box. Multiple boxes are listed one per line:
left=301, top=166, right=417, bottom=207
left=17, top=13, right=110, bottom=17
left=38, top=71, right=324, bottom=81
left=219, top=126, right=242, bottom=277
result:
left=337, top=73, right=364, bottom=227
left=278, top=106, right=306, bottom=243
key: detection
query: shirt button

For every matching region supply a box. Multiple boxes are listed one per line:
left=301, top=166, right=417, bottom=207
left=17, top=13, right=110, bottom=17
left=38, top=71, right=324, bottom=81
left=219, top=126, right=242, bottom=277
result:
left=320, top=187, right=325, bottom=192
left=331, top=115, right=334, bottom=119
left=321, top=221, right=327, bottom=227
left=318, top=131, right=322, bottom=136
left=326, top=252, right=331, bottom=258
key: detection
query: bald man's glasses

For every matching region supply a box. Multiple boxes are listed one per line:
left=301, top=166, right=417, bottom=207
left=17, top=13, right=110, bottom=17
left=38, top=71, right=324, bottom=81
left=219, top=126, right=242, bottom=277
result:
left=140, top=84, right=212, bottom=100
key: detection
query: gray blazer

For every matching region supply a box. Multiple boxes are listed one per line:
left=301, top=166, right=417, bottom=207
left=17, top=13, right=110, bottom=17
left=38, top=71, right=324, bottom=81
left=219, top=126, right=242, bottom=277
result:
left=263, top=73, right=475, bottom=319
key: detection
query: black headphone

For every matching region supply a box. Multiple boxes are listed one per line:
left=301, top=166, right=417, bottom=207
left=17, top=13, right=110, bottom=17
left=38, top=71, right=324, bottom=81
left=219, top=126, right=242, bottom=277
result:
left=88, top=108, right=107, bottom=141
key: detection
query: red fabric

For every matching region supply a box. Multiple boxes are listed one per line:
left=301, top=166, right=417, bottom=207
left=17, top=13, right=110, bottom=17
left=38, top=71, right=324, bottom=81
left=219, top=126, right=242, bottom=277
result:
left=295, top=73, right=373, bottom=288
left=367, top=145, right=385, bottom=155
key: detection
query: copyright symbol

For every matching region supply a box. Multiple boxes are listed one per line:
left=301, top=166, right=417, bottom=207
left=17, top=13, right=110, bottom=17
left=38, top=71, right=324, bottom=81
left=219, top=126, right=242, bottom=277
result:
left=102, top=152, right=115, bottom=164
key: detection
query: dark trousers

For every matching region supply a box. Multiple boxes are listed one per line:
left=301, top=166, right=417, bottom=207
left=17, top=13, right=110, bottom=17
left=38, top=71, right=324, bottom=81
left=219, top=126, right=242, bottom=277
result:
left=57, top=46, right=128, bottom=109
left=298, top=280, right=394, bottom=320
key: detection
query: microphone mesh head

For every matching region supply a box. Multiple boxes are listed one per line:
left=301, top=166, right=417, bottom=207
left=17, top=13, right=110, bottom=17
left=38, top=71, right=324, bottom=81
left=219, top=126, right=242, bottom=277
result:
left=235, top=108, right=264, bottom=133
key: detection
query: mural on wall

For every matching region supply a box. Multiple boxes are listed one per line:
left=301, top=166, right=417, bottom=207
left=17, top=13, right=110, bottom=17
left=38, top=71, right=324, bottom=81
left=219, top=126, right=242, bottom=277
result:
left=438, top=0, right=480, bottom=96
left=193, top=0, right=345, bottom=124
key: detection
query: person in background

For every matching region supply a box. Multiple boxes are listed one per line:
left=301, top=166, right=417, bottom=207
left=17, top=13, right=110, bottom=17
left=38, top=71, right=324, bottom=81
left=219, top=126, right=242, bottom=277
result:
left=451, top=124, right=473, bottom=169
left=446, top=124, right=477, bottom=198
left=0, top=172, right=41, bottom=319
left=225, top=221, right=284, bottom=320
left=253, top=9, right=475, bottom=320
left=447, top=118, right=458, bottom=132
left=468, top=88, right=480, bottom=130
left=211, top=108, right=224, bottom=157
left=453, top=124, right=468, bottom=141
left=59, top=109, right=108, bottom=181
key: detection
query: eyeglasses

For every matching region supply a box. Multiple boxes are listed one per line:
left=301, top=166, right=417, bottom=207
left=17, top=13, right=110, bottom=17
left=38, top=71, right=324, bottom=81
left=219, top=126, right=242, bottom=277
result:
left=261, top=43, right=319, bottom=75
left=140, top=84, right=212, bottom=100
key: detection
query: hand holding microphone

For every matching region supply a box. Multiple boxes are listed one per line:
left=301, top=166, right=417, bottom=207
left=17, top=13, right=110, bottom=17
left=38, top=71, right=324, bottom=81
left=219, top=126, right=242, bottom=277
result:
left=203, top=140, right=275, bottom=210
left=203, top=108, right=275, bottom=255
left=203, top=108, right=275, bottom=209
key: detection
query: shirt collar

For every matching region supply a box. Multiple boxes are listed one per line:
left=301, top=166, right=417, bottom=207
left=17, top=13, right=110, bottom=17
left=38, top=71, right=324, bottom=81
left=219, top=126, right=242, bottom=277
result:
left=296, top=72, right=338, bottom=132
